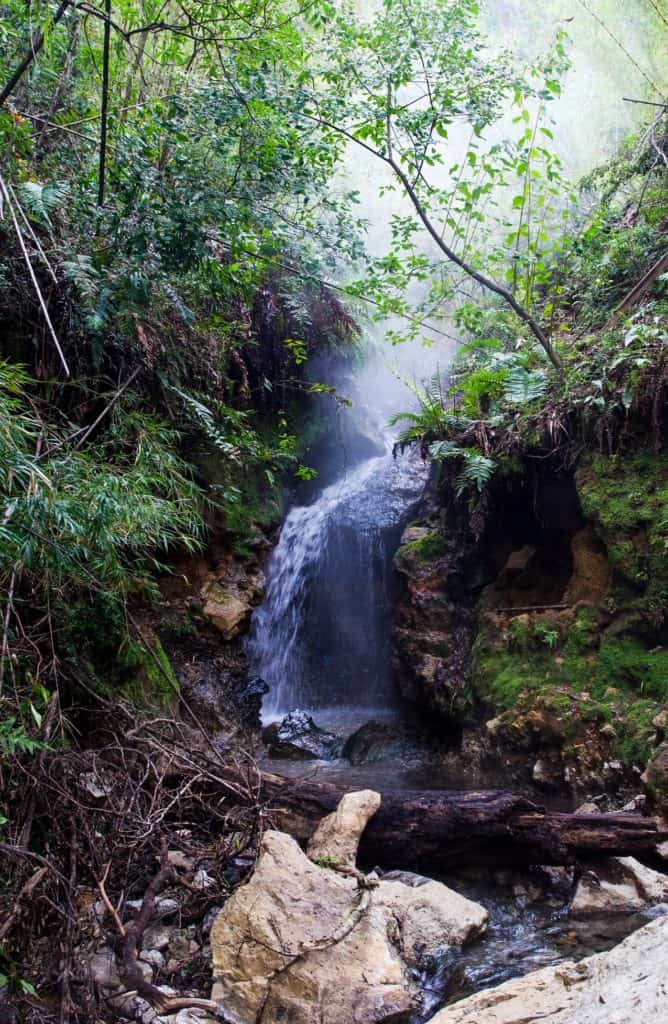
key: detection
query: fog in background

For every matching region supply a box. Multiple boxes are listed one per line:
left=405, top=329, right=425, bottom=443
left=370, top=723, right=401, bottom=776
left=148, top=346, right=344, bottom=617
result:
left=327, top=0, right=667, bottom=421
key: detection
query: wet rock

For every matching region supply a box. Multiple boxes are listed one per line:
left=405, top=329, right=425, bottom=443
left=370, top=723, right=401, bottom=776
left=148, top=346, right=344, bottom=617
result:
left=379, top=877, right=487, bottom=964
left=621, top=793, right=646, bottom=812
left=192, top=868, right=215, bottom=891
left=262, top=710, right=343, bottom=760
left=78, top=770, right=113, bottom=799
left=570, top=856, right=668, bottom=915
left=142, top=924, right=173, bottom=952
left=341, top=719, right=428, bottom=766
left=171, top=1010, right=216, bottom=1024
left=307, top=789, right=381, bottom=869
left=210, top=794, right=487, bottom=1024
left=156, top=897, right=180, bottom=919
left=532, top=755, right=564, bottom=788
left=109, top=992, right=159, bottom=1022
left=166, top=850, right=194, bottom=872
left=427, top=913, right=668, bottom=1024
left=393, top=520, right=477, bottom=719
left=530, top=865, right=574, bottom=898
left=168, top=933, right=197, bottom=962
left=236, top=675, right=268, bottom=726
left=575, top=800, right=601, bottom=814
left=140, top=949, right=165, bottom=970
left=202, top=906, right=223, bottom=937
left=380, top=870, right=431, bottom=888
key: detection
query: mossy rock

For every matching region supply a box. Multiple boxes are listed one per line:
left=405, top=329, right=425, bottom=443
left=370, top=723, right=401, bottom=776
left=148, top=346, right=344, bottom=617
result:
left=471, top=609, right=667, bottom=770
left=576, top=451, right=668, bottom=605
left=642, top=741, right=668, bottom=816
left=395, top=529, right=448, bottom=567
left=118, top=635, right=179, bottom=708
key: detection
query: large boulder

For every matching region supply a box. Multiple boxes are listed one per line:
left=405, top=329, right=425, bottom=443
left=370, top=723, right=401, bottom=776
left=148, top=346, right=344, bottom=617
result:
left=201, top=584, right=250, bottom=639
left=210, top=793, right=488, bottom=1024
left=262, top=710, right=343, bottom=760
left=427, top=912, right=668, bottom=1024
left=570, top=856, right=668, bottom=915
left=307, top=789, right=381, bottom=869
left=342, top=719, right=434, bottom=766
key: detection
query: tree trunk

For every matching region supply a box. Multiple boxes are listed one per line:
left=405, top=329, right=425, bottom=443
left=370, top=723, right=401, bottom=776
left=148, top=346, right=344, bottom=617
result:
left=248, top=771, right=666, bottom=870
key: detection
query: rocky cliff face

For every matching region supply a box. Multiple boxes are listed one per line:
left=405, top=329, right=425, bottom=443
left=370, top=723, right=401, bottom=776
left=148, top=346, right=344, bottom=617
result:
left=151, top=538, right=270, bottom=744
left=392, top=449, right=668, bottom=802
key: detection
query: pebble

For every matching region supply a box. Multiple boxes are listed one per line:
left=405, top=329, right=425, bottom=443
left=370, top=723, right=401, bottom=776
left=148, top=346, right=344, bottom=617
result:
left=156, top=897, right=181, bottom=919
left=143, top=924, right=173, bottom=952
left=140, top=949, right=166, bottom=969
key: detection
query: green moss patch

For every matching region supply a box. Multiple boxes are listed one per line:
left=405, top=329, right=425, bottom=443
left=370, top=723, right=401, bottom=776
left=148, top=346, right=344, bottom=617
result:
left=576, top=452, right=668, bottom=605
left=396, top=531, right=448, bottom=565
left=471, top=608, right=666, bottom=768
left=118, top=637, right=180, bottom=708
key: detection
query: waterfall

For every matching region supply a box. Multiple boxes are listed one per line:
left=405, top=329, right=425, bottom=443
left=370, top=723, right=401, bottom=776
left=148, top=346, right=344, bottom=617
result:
left=247, top=442, right=426, bottom=718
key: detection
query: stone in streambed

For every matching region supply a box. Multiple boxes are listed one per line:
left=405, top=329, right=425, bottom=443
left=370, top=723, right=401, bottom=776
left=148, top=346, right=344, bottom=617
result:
left=425, top=912, right=668, bottom=1024
left=342, top=719, right=425, bottom=765
left=570, top=856, right=668, bottom=915
left=307, top=789, right=381, bottom=869
left=262, top=709, right=343, bottom=760
left=210, top=792, right=488, bottom=1024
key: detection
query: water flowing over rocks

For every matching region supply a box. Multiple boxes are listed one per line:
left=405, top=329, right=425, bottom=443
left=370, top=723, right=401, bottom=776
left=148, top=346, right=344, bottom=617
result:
left=209, top=791, right=488, bottom=1023
left=247, top=447, right=425, bottom=716
left=426, top=911, right=668, bottom=1024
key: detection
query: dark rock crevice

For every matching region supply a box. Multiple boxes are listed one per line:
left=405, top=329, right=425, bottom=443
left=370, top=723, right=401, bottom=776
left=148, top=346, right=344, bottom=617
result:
left=390, top=450, right=667, bottom=803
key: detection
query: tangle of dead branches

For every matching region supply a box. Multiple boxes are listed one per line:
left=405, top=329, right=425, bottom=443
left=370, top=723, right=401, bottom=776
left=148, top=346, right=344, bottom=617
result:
left=0, top=698, right=278, bottom=1023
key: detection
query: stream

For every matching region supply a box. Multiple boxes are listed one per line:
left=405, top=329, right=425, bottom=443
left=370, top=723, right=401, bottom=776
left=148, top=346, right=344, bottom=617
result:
left=246, top=425, right=653, bottom=1020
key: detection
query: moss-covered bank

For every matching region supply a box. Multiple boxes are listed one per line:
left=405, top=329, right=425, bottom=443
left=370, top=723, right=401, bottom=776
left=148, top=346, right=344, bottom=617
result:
left=393, top=443, right=668, bottom=797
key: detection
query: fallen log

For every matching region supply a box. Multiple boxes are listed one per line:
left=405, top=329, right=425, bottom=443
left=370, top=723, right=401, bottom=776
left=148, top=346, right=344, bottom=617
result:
left=248, top=771, right=668, bottom=870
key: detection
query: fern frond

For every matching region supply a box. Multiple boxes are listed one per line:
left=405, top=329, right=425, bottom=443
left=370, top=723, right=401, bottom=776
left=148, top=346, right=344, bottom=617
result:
left=429, top=440, right=495, bottom=496
left=61, top=255, right=100, bottom=301
left=169, top=387, right=241, bottom=460
left=455, top=451, right=495, bottom=495
left=503, top=367, right=548, bottom=405
left=16, top=181, right=69, bottom=227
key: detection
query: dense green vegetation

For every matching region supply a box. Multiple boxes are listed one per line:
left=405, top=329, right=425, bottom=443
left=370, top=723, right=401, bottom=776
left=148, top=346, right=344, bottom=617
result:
left=391, top=104, right=667, bottom=774
left=393, top=101, right=667, bottom=466
left=0, top=0, right=663, bottom=773
left=0, top=0, right=372, bottom=736
left=0, top=0, right=666, bottom=1014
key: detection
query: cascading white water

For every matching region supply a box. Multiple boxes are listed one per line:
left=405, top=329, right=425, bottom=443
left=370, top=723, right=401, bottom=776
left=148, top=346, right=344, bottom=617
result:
left=247, top=439, right=426, bottom=719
